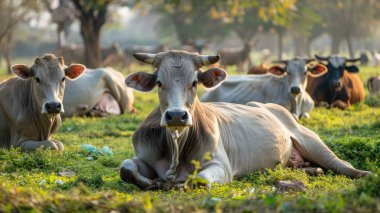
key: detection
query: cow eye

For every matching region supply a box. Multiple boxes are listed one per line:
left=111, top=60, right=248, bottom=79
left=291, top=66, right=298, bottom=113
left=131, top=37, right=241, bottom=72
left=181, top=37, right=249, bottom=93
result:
left=157, top=81, right=162, bottom=87
left=192, top=81, right=198, bottom=88
left=35, top=77, right=40, bottom=83
left=61, top=77, right=66, bottom=83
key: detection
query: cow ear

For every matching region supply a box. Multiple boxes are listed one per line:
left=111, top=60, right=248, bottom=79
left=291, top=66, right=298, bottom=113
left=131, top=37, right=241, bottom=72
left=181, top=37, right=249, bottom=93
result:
left=346, top=65, right=359, bottom=73
left=65, top=64, right=86, bottom=80
left=125, top=72, right=157, bottom=92
left=308, top=63, right=328, bottom=77
left=268, top=65, right=286, bottom=76
left=198, top=67, right=227, bottom=88
left=12, top=64, right=33, bottom=79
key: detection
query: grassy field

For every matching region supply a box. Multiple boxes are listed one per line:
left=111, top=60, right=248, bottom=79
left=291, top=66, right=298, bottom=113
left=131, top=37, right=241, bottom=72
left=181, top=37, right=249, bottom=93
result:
left=0, top=62, right=380, bottom=212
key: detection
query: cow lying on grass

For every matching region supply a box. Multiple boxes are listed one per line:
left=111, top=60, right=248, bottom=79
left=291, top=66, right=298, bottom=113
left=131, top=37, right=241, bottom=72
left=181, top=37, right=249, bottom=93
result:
left=0, top=54, right=85, bottom=151
left=63, top=67, right=134, bottom=117
left=120, top=51, right=370, bottom=190
left=307, top=55, right=365, bottom=109
left=201, top=59, right=327, bottom=120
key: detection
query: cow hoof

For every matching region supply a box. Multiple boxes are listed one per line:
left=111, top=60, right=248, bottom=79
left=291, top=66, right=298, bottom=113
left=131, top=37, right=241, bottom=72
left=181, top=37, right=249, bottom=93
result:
left=300, top=113, right=310, bottom=119
left=52, top=140, right=64, bottom=151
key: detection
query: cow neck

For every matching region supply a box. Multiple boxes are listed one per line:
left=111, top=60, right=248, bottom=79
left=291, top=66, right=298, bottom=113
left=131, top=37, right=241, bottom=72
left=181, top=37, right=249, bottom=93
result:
left=163, top=98, right=217, bottom=181
left=27, top=80, right=57, bottom=140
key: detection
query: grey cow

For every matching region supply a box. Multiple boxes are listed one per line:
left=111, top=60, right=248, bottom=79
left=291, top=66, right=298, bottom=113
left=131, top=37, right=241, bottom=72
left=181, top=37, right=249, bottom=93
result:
left=201, top=59, right=327, bottom=120
left=0, top=54, right=85, bottom=151
left=63, top=67, right=134, bottom=117
left=120, top=51, right=370, bottom=190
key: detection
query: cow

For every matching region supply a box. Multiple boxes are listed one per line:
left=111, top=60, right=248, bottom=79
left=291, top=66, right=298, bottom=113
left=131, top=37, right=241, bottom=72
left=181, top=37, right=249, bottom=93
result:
left=201, top=59, right=327, bottom=120
left=248, top=49, right=271, bottom=74
left=306, top=55, right=365, bottom=109
left=247, top=63, right=269, bottom=74
left=119, top=51, right=370, bottom=191
left=61, top=43, right=124, bottom=66
left=0, top=54, right=85, bottom=151
left=367, top=76, right=380, bottom=94
left=63, top=67, right=134, bottom=117
left=217, top=43, right=251, bottom=72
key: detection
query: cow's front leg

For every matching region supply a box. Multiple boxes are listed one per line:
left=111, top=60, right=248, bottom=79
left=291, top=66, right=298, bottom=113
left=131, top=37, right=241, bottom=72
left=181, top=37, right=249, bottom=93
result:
left=194, top=163, right=229, bottom=188
left=51, top=139, right=64, bottom=151
left=120, top=158, right=160, bottom=190
left=18, top=139, right=61, bottom=151
left=330, top=100, right=350, bottom=109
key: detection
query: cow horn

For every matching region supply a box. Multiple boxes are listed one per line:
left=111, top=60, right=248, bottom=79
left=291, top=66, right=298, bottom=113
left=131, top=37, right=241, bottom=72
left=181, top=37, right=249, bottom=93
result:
left=315, top=54, right=328, bottom=61
left=345, top=57, right=361, bottom=63
left=133, top=53, right=156, bottom=65
left=200, top=55, right=220, bottom=65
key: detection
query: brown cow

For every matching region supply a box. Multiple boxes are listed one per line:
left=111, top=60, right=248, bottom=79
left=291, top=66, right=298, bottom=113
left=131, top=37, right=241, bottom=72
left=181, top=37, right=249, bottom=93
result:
left=367, top=76, right=380, bottom=94
left=0, top=54, right=85, bottom=151
left=247, top=63, right=269, bottom=74
left=307, top=55, right=365, bottom=109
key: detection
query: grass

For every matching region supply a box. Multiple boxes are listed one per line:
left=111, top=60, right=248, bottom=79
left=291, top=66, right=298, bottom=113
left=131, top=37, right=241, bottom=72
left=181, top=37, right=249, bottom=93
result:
left=0, top=62, right=380, bottom=212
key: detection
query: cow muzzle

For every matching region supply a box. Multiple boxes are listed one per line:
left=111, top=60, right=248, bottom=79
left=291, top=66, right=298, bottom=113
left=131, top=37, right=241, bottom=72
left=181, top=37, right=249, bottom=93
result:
left=44, top=102, right=62, bottom=115
left=161, top=109, right=192, bottom=127
left=330, top=80, right=341, bottom=89
left=290, top=86, right=301, bottom=95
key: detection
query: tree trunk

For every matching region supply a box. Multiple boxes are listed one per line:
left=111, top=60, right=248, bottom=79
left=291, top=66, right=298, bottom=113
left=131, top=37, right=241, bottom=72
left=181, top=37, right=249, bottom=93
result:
left=346, top=34, right=354, bottom=58
left=278, top=32, right=284, bottom=60
left=57, top=25, right=63, bottom=56
left=331, top=35, right=341, bottom=54
left=5, top=50, right=11, bottom=74
left=80, top=17, right=101, bottom=68
left=4, top=33, right=12, bottom=74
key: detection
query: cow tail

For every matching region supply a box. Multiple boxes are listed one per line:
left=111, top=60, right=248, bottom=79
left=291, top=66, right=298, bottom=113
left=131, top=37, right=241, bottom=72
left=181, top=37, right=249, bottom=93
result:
left=290, top=134, right=371, bottom=178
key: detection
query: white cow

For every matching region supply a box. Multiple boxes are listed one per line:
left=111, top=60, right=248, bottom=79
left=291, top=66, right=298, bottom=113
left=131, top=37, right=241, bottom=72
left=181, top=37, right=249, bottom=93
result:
left=201, top=59, right=327, bottom=119
left=120, top=51, right=370, bottom=190
left=63, top=67, right=134, bottom=117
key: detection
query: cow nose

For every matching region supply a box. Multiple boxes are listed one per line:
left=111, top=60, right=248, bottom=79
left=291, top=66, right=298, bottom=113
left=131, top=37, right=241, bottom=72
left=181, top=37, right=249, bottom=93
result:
left=165, top=109, right=189, bottom=126
left=290, top=87, right=301, bottom=95
left=331, top=81, right=341, bottom=88
left=45, top=102, right=62, bottom=114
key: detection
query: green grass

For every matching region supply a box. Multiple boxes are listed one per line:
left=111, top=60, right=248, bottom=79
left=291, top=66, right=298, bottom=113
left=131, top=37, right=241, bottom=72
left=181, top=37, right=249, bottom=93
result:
left=0, top=63, right=380, bottom=212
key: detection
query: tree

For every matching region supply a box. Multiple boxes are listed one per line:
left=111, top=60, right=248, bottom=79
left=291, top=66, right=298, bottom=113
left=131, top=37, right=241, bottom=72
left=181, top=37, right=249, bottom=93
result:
left=71, top=0, right=113, bottom=68
left=42, top=0, right=77, bottom=56
left=0, top=0, right=40, bottom=74
left=315, top=0, right=379, bottom=57
left=290, top=1, right=323, bottom=57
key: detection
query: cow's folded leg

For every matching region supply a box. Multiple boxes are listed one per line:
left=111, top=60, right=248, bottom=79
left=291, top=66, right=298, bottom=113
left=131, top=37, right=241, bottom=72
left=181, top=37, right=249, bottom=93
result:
left=300, top=112, right=310, bottom=119
left=331, top=100, right=349, bottom=109
left=19, top=140, right=59, bottom=151
left=196, top=163, right=228, bottom=188
left=300, top=167, right=324, bottom=175
left=120, top=158, right=160, bottom=190
left=51, top=139, right=64, bottom=151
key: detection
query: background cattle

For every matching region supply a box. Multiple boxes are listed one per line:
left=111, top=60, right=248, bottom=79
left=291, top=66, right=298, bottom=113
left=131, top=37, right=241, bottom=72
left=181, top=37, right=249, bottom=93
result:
left=367, top=76, right=380, bottom=94
left=247, top=49, right=271, bottom=74
left=61, top=43, right=125, bottom=67
left=217, top=42, right=252, bottom=72
left=120, top=51, right=370, bottom=190
left=63, top=67, right=134, bottom=117
left=247, top=63, right=269, bottom=74
left=0, top=54, right=85, bottom=151
left=306, top=55, right=365, bottom=109
left=201, top=59, right=327, bottom=120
